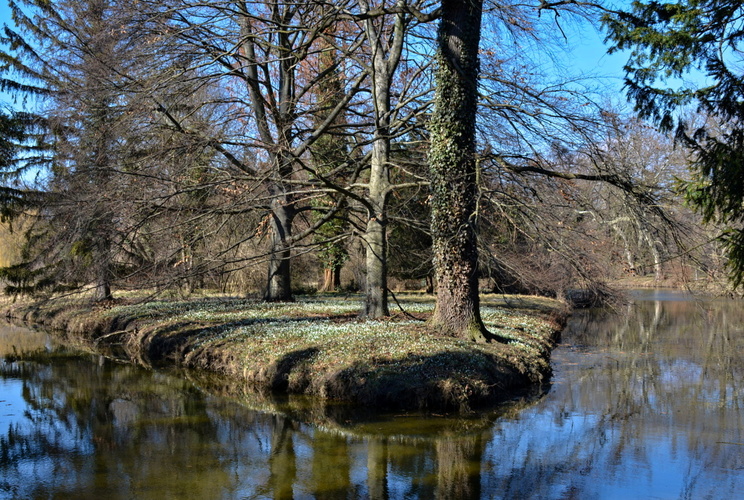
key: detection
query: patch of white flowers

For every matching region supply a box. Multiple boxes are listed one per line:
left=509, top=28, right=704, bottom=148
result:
left=189, top=315, right=478, bottom=364
left=481, top=306, right=550, bottom=337
left=118, top=298, right=438, bottom=324
left=111, top=295, right=555, bottom=369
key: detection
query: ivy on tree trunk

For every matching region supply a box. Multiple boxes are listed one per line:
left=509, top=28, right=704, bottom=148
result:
left=428, top=0, right=501, bottom=342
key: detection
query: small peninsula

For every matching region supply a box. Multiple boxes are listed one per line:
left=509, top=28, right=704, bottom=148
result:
left=3, top=293, right=566, bottom=411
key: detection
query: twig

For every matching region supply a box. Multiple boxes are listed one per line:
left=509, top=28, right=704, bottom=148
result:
left=387, top=289, right=425, bottom=322
left=93, top=330, right=129, bottom=345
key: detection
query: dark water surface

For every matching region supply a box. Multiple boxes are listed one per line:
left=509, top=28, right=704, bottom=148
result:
left=1, top=290, right=743, bottom=499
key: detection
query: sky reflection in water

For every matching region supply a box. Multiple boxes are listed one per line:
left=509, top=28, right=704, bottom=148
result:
left=1, top=291, right=743, bottom=499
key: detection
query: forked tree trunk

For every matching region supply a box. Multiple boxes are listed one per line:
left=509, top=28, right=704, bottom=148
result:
left=428, top=0, right=499, bottom=342
left=612, top=225, right=637, bottom=274
left=318, top=266, right=341, bottom=292
left=361, top=25, right=396, bottom=319
left=238, top=13, right=297, bottom=303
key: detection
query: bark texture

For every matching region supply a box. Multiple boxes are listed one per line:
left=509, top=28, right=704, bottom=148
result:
left=363, top=124, right=391, bottom=317
left=428, top=0, right=494, bottom=341
left=361, top=7, right=402, bottom=318
left=318, top=267, right=341, bottom=293
left=264, top=195, right=294, bottom=302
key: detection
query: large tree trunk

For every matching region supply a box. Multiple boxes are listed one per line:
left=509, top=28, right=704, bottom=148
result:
left=90, top=172, right=113, bottom=302
left=361, top=24, right=396, bottom=318
left=364, top=207, right=389, bottom=317
left=93, top=232, right=113, bottom=302
left=264, top=197, right=294, bottom=302
left=90, top=109, right=114, bottom=303
left=428, top=0, right=497, bottom=342
left=364, top=128, right=390, bottom=317
left=238, top=13, right=297, bottom=303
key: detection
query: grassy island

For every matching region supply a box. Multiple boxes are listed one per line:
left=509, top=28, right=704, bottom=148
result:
left=2, top=293, right=567, bottom=411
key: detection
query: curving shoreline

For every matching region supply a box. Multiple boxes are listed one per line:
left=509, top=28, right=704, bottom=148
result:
left=2, top=293, right=568, bottom=411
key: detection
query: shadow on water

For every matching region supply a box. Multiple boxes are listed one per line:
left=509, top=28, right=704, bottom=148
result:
left=0, top=320, right=550, bottom=500
left=2, top=290, right=744, bottom=498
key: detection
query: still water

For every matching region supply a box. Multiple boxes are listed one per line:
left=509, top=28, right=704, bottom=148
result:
left=1, top=290, right=743, bottom=499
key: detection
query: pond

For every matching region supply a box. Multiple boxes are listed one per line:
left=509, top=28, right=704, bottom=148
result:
left=1, top=290, right=743, bottom=499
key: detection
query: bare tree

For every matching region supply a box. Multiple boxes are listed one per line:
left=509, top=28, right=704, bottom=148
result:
left=340, top=0, right=437, bottom=317
left=135, top=0, right=371, bottom=301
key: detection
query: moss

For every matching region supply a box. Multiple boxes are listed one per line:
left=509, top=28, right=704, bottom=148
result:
left=2, top=293, right=566, bottom=411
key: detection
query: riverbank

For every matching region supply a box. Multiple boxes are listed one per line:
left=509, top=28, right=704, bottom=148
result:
left=2, top=293, right=567, bottom=411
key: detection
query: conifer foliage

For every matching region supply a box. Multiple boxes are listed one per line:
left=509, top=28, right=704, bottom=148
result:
left=604, top=0, right=744, bottom=287
left=0, top=0, right=141, bottom=299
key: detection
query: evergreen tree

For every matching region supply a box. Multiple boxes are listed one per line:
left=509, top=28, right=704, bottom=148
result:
left=0, top=0, right=139, bottom=299
left=0, top=111, right=28, bottom=224
left=310, top=32, right=350, bottom=293
left=604, top=0, right=744, bottom=287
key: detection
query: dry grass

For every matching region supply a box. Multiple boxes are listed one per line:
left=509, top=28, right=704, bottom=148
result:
left=2, top=292, right=567, bottom=411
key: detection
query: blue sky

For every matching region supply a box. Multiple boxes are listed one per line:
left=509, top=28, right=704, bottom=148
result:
left=0, top=2, right=629, bottom=106
left=0, top=2, right=13, bottom=109
left=0, top=2, right=8, bottom=30
left=567, top=27, right=628, bottom=88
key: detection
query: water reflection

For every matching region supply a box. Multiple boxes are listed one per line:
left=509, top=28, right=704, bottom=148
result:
left=2, top=292, right=744, bottom=498
left=533, top=292, right=744, bottom=498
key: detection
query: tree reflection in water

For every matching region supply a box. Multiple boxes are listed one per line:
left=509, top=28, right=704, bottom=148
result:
left=1, top=291, right=744, bottom=499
